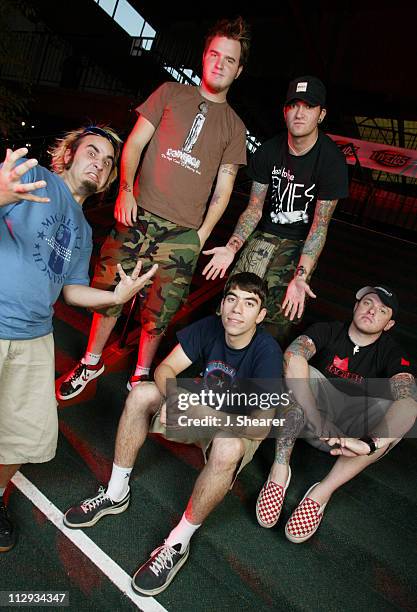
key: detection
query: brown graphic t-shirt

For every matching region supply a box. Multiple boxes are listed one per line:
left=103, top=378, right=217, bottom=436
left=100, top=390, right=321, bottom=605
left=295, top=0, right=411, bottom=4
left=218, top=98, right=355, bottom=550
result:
left=134, top=82, right=247, bottom=229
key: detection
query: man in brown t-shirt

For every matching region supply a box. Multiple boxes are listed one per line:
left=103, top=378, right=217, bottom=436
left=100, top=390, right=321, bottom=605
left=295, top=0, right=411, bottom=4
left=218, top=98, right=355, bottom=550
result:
left=59, top=17, right=250, bottom=400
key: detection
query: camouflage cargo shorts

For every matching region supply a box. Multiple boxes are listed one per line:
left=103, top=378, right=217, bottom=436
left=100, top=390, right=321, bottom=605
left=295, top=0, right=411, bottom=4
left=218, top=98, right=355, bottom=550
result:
left=230, top=230, right=304, bottom=326
left=92, top=208, right=201, bottom=334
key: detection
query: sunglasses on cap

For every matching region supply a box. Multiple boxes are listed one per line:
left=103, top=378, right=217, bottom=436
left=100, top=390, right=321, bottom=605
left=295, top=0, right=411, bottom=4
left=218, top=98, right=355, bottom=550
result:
left=81, top=125, right=120, bottom=153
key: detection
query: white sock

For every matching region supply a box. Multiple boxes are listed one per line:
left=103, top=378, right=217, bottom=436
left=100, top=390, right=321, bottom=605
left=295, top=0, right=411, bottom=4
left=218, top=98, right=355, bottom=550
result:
left=82, top=351, right=102, bottom=366
left=106, top=463, right=132, bottom=502
left=134, top=365, right=150, bottom=377
left=165, top=513, right=201, bottom=553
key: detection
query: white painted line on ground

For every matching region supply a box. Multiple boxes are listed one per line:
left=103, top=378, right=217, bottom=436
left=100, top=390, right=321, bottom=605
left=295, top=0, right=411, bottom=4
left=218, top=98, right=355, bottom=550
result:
left=12, top=472, right=168, bottom=612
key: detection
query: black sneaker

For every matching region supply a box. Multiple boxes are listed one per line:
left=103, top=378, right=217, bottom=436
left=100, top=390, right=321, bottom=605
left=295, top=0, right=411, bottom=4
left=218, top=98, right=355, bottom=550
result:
left=0, top=501, right=16, bottom=553
left=63, top=486, right=130, bottom=528
left=131, top=542, right=189, bottom=596
left=58, top=360, right=105, bottom=400
left=126, top=373, right=150, bottom=392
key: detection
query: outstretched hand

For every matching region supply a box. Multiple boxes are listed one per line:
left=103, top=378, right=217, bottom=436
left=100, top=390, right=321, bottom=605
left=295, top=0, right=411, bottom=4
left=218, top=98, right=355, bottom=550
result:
left=282, top=277, right=316, bottom=320
left=202, top=245, right=235, bottom=280
left=113, top=260, right=158, bottom=304
left=0, top=148, right=50, bottom=207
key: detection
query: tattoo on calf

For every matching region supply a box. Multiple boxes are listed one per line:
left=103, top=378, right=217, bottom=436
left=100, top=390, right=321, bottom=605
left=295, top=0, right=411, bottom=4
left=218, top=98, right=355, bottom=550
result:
left=274, top=401, right=305, bottom=463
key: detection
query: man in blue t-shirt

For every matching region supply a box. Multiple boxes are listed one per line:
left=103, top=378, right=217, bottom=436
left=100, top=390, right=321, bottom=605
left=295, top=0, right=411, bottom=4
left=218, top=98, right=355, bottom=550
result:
left=255, top=284, right=416, bottom=544
left=203, top=75, right=349, bottom=345
left=64, top=272, right=283, bottom=595
left=0, top=130, right=157, bottom=553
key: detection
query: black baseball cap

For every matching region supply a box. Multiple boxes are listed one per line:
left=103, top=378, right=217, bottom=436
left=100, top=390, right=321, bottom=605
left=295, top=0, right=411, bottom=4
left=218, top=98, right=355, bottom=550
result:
left=285, top=75, right=326, bottom=107
left=355, top=285, right=399, bottom=318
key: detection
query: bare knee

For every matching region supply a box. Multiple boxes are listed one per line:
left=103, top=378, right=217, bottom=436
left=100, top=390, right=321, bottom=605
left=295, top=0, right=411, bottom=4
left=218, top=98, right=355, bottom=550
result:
left=208, top=435, right=245, bottom=473
left=124, top=382, right=161, bottom=420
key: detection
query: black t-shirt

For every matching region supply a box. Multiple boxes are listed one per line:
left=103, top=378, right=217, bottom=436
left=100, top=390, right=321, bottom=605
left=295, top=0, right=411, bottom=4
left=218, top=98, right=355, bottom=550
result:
left=306, top=321, right=415, bottom=396
left=177, top=315, right=283, bottom=412
left=248, top=131, right=349, bottom=240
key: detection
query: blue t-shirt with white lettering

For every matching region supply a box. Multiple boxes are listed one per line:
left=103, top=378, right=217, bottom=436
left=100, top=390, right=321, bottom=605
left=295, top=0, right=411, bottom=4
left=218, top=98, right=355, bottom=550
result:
left=0, top=163, right=92, bottom=340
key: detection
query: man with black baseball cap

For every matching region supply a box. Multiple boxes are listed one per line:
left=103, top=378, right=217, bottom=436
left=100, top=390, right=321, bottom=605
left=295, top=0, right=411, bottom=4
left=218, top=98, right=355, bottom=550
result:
left=203, top=74, right=349, bottom=346
left=255, top=283, right=417, bottom=543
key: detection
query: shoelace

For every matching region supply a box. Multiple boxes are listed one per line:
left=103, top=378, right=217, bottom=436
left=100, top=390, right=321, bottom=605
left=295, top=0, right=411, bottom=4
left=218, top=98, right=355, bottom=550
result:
left=149, top=544, right=179, bottom=576
left=81, top=487, right=110, bottom=514
left=67, top=363, right=87, bottom=383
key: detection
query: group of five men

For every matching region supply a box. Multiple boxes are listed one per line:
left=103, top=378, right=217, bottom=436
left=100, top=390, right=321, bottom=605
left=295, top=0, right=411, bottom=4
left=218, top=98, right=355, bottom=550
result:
left=0, top=15, right=415, bottom=599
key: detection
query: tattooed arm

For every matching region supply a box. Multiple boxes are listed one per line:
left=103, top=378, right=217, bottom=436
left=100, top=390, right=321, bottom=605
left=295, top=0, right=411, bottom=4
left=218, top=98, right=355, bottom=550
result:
left=197, top=163, right=239, bottom=249
left=202, top=180, right=268, bottom=280
left=282, top=199, right=338, bottom=321
left=284, top=335, right=343, bottom=437
left=372, top=372, right=417, bottom=446
left=325, top=373, right=417, bottom=457
left=114, top=115, right=156, bottom=227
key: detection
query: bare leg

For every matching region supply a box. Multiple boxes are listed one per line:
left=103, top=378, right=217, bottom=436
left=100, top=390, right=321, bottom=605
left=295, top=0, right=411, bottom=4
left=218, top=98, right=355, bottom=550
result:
left=113, top=382, right=162, bottom=467
left=185, top=434, right=244, bottom=525
left=86, top=313, right=118, bottom=355
left=0, top=464, right=21, bottom=489
left=135, top=329, right=163, bottom=370
left=309, top=446, right=388, bottom=506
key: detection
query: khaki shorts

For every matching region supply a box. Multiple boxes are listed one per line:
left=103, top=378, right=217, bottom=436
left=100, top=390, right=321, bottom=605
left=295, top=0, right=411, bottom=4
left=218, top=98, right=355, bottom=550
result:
left=306, top=366, right=400, bottom=456
left=0, top=334, right=58, bottom=464
left=149, top=391, right=261, bottom=488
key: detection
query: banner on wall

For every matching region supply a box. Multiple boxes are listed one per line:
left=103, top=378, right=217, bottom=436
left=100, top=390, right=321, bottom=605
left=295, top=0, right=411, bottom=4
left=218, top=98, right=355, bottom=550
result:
left=327, top=134, right=417, bottom=178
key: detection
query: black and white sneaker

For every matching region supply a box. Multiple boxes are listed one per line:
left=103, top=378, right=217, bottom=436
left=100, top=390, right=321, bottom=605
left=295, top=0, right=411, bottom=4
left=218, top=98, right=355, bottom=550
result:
left=63, top=486, right=130, bottom=528
left=58, top=360, right=105, bottom=400
left=126, top=373, right=150, bottom=392
left=131, top=542, right=189, bottom=596
left=0, top=501, right=16, bottom=553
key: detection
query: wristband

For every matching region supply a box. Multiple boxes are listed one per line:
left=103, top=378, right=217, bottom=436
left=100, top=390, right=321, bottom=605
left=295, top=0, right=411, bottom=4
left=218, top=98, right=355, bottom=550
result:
left=359, top=436, right=377, bottom=455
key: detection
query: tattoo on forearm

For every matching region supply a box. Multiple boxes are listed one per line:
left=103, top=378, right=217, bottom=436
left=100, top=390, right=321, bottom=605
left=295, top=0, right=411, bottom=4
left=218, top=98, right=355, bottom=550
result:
left=233, top=181, right=268, bottom=242
left=220, top=163, right=238, bottom=177
left=390, top=373, right=417, bottom=401
left=121, top=181, right=132, bottom=193
left=301, top=200, right=337, bottom=261
left=274, top=400, right=305, bottom=463
left=227, top=234, right=244, bottom=253
left=284, top=335, right=316, bottom=374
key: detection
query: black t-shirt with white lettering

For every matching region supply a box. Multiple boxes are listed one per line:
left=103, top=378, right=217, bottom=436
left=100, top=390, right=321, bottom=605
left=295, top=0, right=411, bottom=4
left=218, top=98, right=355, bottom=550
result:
left=248, top=131, right=349, bottom=240
left=306, top=321, right=415, bottom=396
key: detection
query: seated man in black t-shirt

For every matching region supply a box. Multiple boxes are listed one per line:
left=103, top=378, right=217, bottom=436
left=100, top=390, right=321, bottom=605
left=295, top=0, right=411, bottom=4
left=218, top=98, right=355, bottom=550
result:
left=255, top=284, right=417, bottom=543
left=63, top=272, right=283, bottom=595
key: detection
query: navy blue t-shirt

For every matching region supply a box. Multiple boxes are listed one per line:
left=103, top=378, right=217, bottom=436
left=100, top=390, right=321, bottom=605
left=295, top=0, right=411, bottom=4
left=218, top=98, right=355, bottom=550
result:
left=177, top=315, right=283, bottom=412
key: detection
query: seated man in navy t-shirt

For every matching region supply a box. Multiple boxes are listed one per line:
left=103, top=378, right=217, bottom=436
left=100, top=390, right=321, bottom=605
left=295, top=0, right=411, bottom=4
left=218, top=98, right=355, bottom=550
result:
left=255, top=284, right=417, bottom=544
left=64, top=272, right=283, bottom=595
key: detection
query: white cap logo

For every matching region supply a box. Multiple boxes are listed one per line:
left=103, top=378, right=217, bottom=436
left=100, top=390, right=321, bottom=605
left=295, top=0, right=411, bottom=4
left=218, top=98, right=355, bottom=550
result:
left=296, top=82, right=308, bottom=92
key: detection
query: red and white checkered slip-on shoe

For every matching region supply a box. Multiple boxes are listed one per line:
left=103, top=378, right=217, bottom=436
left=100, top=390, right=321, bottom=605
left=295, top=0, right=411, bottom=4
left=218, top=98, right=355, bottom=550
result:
left=256, top=466, right=291, bottom=528
left=285, top=482, right=327, bottom=543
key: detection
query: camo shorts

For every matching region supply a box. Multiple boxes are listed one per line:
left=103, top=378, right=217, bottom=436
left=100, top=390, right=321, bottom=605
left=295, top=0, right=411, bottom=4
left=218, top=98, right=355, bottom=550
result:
left=230, top=230, right=304, bottom=326
left=92, top=209, right=201, bottom=334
